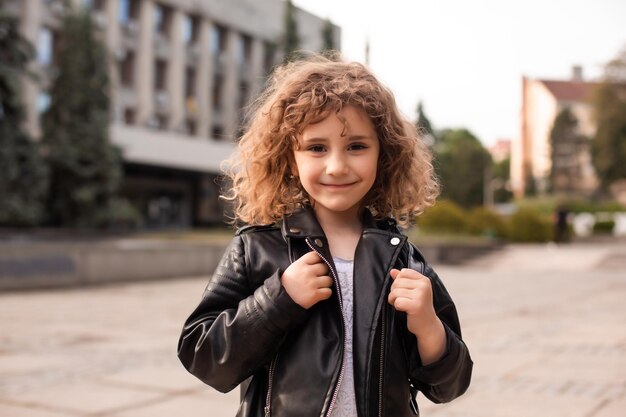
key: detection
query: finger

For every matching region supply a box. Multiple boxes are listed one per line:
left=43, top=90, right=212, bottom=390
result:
left=310, top=261, right=329, bottom=276
left=316, top=287, right=333, bottom=300
left=390, top=268, right=400, bottom=279
left=315, top=275, right=333, bottom=288
left=300, top=250, right=323, bottom=264
left=392, top=297, right=413, bottom=312
left=390, top=288, right=416, bottom=301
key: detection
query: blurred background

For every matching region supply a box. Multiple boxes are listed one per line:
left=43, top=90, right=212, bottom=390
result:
left=0, top=0, right=625, bottom=416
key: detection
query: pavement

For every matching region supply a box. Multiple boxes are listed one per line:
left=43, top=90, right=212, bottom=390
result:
left=0, top=241, right=625, bottom=417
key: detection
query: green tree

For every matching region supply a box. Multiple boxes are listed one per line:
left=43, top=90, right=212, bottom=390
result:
left=591, top=47, right=626, bottom=189
left=41, top=8, right=122, bottom=228
left=0, top=7, right=48, bottom=226
left=321, top=18, right=335, bottom=53
left=549, top=106, right=588, bottom=193
left=283, top=0, right=300, bottom=62
left=433, top=129, right=492, bottom=208
left=415, top=101, right=436, bottom=145
left=492, top=156, right=513, bottom=203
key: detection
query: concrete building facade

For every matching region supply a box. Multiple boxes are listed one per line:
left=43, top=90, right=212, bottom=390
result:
left=4, top=0, right=340, bottom=227
left=512, top=68, right=598, bottom=198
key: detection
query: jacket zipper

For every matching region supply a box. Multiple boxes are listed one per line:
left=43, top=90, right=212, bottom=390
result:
left=378, top=303, right=386, bottom=417
left=265, top=354, right=278, bottom=417
left=306, top=239, right=346, bottom=417
left=264, top=240, right=347, bottom=417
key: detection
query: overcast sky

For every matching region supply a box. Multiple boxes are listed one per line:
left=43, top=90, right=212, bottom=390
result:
left=293, top=0, right=626, bottom=146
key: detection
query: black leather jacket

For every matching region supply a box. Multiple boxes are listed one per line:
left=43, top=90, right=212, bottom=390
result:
left=178, top=207, right=472, bottom=417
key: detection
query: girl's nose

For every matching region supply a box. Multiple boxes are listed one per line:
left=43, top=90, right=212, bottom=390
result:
left=325, top=152, right=349, bottom=175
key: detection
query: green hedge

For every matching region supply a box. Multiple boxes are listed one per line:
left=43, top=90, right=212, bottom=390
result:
left=466, top=207, right=507, bottom=238
left=418, top=200, right=467, bottom=233
left=506, top=208, right=552, bottom=242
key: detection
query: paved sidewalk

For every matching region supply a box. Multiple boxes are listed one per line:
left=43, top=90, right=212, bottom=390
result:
left=0, top=241, right=625, bottom=417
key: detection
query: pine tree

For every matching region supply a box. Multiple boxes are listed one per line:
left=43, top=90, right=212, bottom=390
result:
left=321, top=18, right=335, bottom=54
left=283, top=0, right=300, bottom=62
left=0, top=8, right=48, bottom=226
left=591, top=47, right=626, bottom=190
left=549, top=107, right=587, bottom=193
left=416, top=101, right=436, bottom=146
left=41, top=8, right=122, bottom=228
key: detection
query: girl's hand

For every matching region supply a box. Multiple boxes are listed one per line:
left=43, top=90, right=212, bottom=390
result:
left=281, top=251, right=333, bottom=309
left=388, top=268, right=447, bottom=364
left=388, top=268, right=442, bottom=338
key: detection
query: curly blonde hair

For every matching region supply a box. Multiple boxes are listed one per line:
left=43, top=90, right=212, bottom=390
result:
left=223, top=54, right=439, bottom=227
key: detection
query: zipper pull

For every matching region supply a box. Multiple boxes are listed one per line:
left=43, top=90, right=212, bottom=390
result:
left=264, top=405, right=271, bottom=417
left=409, top=381, right=419, bottom=416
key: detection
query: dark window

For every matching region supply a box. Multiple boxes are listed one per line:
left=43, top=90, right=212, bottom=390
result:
left=154, top=59, right=167, bottom=91
left=119, top=51, right=135, bottom=87
left=185, top=67, right=196, bottom=99
left=124, top=108, right=135, bottom=124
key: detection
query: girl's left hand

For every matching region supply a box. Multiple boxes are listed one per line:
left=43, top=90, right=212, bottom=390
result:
left=388, top=268, right=442, bottom=338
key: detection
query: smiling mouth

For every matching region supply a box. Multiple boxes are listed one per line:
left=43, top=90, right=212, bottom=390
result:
left=320, top=182, right=357, bottom=188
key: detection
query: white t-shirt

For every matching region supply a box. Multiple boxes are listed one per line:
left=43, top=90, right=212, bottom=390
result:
left=330, top=257, right=358, bottom=417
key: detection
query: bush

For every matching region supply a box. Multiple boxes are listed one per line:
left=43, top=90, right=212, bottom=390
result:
left=507, top=208, right=552, bottom=242
left=466, top=207, right=507, bottom=238
left=95, top=198, right=143, bottom=230
left=593, top=220, right=615, bottom=234
left=417, top=200, right=467, bottom=233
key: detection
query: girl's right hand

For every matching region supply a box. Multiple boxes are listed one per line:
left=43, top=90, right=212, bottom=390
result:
left=281, top=251, right=333, bottom=309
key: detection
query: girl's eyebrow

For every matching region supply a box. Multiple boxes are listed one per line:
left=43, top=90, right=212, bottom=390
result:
left=301, top=134, right=374, bottom=143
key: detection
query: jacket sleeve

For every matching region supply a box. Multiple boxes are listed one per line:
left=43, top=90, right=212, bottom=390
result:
left=177, top=235, right=309, bottom=393
left=404, top=244, right=473, bottom=403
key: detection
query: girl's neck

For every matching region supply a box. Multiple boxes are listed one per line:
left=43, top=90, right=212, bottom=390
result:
left=313, top=205, right=363, bottom=260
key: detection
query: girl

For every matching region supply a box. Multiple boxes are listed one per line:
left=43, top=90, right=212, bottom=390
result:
left=178, top=54, right=472, bottom=417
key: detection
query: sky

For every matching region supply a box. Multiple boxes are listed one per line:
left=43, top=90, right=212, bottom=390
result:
left=293, top=0, right=626, bottom=146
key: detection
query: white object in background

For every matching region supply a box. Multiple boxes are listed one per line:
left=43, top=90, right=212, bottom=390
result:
left=613, top=213, right=626, bottom=236
left=573, top=213, right=595, bottom=237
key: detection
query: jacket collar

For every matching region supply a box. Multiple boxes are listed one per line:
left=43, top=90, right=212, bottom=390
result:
left=280, top=205, right=402, bottom=240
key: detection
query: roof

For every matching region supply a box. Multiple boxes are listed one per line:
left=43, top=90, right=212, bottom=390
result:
left=539, top=80, right=598, bottom=102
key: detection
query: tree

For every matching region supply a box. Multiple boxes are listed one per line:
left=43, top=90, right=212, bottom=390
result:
left=548, top=106, right=588, bottom=193
left=433, top=129, right=492, bottom=208
left=41, top=8, right=122, bottom=228
left=283, top=0, right=300, bottom=61
left=0, top=7, right=48, bottom=226
left=492, top=156, right=513, bottom=203
left=415, top=101, right=436, bottom=146
left=321, top=18, right=335, bottom=53
left=591, top=46, right=626, bottom=190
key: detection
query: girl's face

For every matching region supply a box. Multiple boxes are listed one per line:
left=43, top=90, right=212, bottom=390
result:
left=293, top=105, right=380, bottom=220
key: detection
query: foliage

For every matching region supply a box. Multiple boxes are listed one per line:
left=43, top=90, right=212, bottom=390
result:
left=415, top=101, right=436, bottom=145
left=466, top=207, right=507, bottom=238
left=321, top=18, right=335, bottom=53
left=94, top=198, right=143, bottom=230
left=417, top=200, right=467, bottom=233
left=433, top=129, right=492, bottom=208
left=41, top=9, right=122, bottom=228
left=492, top=156, right=513, bottom=203
left=592, top=219, right=615, bottom=234
left=549, top=107, right=588, bottom=193
left=283, top=0, right=300, bottom=62
left=591, top=46, right=626, bottom=189
left=506, top=208, right=552, bottom=242
left=0, top=9, right=48, bottom=226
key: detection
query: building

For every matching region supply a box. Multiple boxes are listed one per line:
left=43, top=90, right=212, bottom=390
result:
left=5, top=0, right=340, bottom=228
left=488, top=138, right=511, bottom=163
left=512, top=67, right=598, bottom=198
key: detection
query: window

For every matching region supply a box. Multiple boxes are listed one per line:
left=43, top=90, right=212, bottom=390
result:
left=212, top=125, right=224, bottom=140
left=119, top=0, right=139, bottom=25
left=263, top=41, right=276, bottom=74
left=186, top=119, right=197, bottom=136
left=212, top=74, right=223, bottom=111
left=154, top=59, right=167, bottom=91
left=238, top=81, right=249, bottom=110
left=182, top=15, right=199, bottom=44
left=82, top=0, right=105, bottom=10
left=37, top=28, right=53, bottom=66
left=154, top=3, right=172, bottom=36
left=185, top=67, right=196, bottom=99
left=119, top=51, right=135, bottom=87
left=210, top=24, right=226, bottom=56
left=37, top=92, right=51, bottom=114
left=237, top=34, right=252, bottom=65
left=155, top=114, right=168, bottom=130
left=124, top=108, right=136, bottom=124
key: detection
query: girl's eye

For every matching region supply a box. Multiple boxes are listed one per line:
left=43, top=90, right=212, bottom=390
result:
left=349, top=143, right=368, bottom=151
left=308, top=145, right=326, bottom=153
